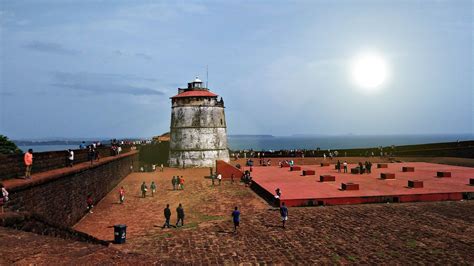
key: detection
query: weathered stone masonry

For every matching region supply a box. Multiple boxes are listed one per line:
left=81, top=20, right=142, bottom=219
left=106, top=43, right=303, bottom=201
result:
left=6, top=151, right=138, bottom=227
left=169, top=78, right=230, bottom=167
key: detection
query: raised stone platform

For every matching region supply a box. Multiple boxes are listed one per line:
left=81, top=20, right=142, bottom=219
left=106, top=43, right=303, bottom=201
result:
left=249, top=162, right=474, bottom=207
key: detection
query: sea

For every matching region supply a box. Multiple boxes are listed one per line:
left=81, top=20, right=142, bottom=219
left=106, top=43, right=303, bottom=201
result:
left=15, top=134, right=473, bottom=152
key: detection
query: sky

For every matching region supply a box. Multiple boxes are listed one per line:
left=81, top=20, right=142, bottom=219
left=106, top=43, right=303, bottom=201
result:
left=0, top=0, right=472, bottom=139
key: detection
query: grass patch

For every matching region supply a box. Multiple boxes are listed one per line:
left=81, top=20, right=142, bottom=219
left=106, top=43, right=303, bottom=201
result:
left=181, top=222, right=199, bottom=229
left=200, top=214, right=224, bottom=222
left=331, top=254, right=340, bottom=263
left=347, top=255, right=358, bottom=262
left=231, top=189, right=252, bottom=197
left=406, top=239, right=417, bottom=248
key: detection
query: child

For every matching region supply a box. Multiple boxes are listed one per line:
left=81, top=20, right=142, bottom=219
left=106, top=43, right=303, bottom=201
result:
left=179, top=176, right=185, bottom=190
left=150, top=181, right=157, bottom=197
left=119, top=186, right=125, bottom=204
left=87, top=194, right=94, bottom=213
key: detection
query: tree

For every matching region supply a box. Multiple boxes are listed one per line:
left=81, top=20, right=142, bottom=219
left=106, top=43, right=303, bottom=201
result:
left=0, top=135, right=22, bottom=155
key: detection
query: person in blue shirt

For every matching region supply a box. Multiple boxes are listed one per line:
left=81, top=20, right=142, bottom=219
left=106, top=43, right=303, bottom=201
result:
left=280, top=202, right=288, bottom=228
left=231, top=206, right=240, bottom=233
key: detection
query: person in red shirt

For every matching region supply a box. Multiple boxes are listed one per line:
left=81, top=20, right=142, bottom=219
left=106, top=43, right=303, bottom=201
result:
left=87, top=195, right=94, bottom=213
left=24, top=149, right=33, bottom=179
left=119, top=187, right=125, bottom=204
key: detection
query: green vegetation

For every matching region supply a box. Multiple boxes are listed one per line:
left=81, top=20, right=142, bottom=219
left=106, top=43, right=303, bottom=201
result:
left=0, top=135, right=22, bottom=155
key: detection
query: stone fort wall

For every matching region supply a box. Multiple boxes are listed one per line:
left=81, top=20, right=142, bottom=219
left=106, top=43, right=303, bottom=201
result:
left=5, top=151, right=138, bottom=227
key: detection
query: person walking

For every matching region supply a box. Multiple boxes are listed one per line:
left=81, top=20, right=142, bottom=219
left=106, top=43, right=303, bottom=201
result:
left=162, top=204, right=172, bottom=228
left=343, top=161, right=348, bottom=173
left=176, top=203, right=185, bottom=227
left=150, top=181, right=157, bottom=197
left=119, top=186, right=125, bottom=204
left=217, top=173, right=222, bottom=186
left=141, top=181, right=148, bottom=198
left=280, top=202, right=289, bottom=228
left=171, top=176, right=177, bottom=190
left=231, top=206, right=240, bottom=233
left=68, top=149, right=74, bottom=167
left=178, top=176, right=184, bottom=190
left=24, top=149, right=33, bottom=179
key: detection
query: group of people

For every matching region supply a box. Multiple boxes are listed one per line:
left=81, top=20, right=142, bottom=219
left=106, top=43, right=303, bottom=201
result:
left=259, top=158, right=272, bottom=166
left=140, top=181, right=157, bottom=198
left=162, top=203, right=185, bottom=228
left=171, top=176, right=185, bottom=190
left=335, top=160, right=349, bottom=173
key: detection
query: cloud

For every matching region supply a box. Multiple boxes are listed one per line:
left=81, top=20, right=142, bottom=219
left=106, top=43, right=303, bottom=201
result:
left=51, top=72, right=164, bottom=96
left=135, top=52, right=152, bottom=61
left=23, top=41, right=80, bottom=55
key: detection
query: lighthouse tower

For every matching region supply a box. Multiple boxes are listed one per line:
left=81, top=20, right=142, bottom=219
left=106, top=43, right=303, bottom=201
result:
left=168, top=77, right=230, bottom=168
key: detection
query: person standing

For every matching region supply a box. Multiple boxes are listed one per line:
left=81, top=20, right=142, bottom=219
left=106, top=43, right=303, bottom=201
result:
left=68, top=149, right=74, bottom=167
left=0, top=183, right=9, bottom=213
left=171, top=176, right=177, bottom=190
left=343, top=161, right=348, bottom=173
left=231, top=173, right=235, bottom=184
left=280, top=202, right=288, bottom=228
left=211, top=173, right=215, bottom=186
left=160, top=163, right=164, bottom=172
left=119, top=186, right=125, bottom=204
left=88, top=146, right=94, bottom=165
left=231, top=206, right=240, bottom=233
left=23, top=149, right=33, bottom=179
left=86, top=195, right=94, bottom=213
left=141, top=181, right=148, bottom=198
left=179, top=176, right=185, bottom=190
left=336, top=160, right=341, bottom=173
left=217, top=173, right=222, bottom=186
left=162, top=204, right=172, bottom=228
left=176, top=203, right=185, bottom=227
left=150, top=181, right=157, bottom=197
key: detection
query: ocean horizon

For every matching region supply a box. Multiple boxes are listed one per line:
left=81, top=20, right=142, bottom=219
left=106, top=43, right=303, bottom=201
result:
left=15, top=133, right=474, bottom=153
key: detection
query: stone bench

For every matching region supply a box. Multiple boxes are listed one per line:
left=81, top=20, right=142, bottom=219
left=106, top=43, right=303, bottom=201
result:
left=341, top=182, right=359, bottom=190
left=302, top=170, right=315, bottom=176
left=437, top=171, right=451, bottom=178
left=377, top=163, right=388, bottom=168
left=402, top=167, right=415, bottom=172
left=290, top=166, right=301, bottom=171
left=381, top=173, right=395, bottom=179
left=408, top=180, right=423, bottom=188
left=320, top=175, right=335, bottom=182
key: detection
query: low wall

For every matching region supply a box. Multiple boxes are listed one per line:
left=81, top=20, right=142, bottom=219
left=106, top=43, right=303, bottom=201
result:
left=0, top=146, right=132, bottom=180
left=215, top=160, right=244, bottom=179
left=5, top=151, right=137, bottom=227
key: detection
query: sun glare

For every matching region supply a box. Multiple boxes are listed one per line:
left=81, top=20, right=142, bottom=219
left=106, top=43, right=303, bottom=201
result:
left=351, top=53, right=388, bottom=92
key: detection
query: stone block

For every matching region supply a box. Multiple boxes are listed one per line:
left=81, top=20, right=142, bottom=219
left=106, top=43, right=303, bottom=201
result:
left=377, top=163, right=388, bottom=168
left=320, top=175, right=335, bottom=182
left=351, top=168, right=360, bottom=174
left=402, top=167, right=415, bottom=172
left=381, top=173, right=395, bottom=179
left=302, top=170, right=315, bottom=176
left=470, top=178, right=474, bottom=185
left=408, top=180, right=423, bottom=188
left=341, top=182, right=359, bottom=190
left=290, top=166, right=301, bottom=171
left=437, top=171, right=451, bottom=178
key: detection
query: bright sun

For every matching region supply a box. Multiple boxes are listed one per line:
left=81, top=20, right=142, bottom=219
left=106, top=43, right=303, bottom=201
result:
left=351, top=53, right=388, bottom=92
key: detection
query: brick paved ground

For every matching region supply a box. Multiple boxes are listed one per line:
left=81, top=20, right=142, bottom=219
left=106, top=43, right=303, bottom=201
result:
left=73, top=167, right=474, bottom=264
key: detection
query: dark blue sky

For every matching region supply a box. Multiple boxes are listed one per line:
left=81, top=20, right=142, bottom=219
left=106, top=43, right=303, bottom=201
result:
left=0, top=0, right=472, bottom=139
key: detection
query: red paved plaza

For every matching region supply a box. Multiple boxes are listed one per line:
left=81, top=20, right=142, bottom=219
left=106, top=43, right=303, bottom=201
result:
left=251, top=162, right=474, bottom=206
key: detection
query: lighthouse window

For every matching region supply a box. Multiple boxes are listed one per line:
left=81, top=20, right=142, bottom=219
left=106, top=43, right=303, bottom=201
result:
left=220, top=119, right=223, bottom=125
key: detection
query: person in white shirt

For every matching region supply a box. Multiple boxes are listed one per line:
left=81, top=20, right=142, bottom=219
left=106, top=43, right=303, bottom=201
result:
left=217, top=173, right=222, bottom=185
left=68, top=149, right=74, bottom=167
